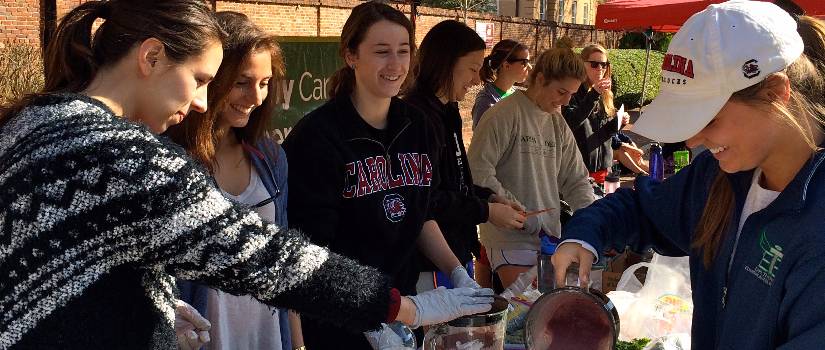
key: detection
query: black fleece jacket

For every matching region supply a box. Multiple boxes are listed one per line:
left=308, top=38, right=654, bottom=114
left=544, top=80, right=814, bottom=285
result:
left=562, top=84, right=621, bottom=172
left=403, top=90, right=493, bottom=269
left=283, top=96, right=439, bottom=348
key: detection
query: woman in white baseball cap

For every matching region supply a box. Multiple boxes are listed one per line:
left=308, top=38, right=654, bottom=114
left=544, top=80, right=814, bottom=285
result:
left=552, top=0, right=825, bottom=348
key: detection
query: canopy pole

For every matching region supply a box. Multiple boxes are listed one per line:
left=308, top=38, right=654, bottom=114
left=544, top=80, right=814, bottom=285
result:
left=639, top=28, right=654, bottom=110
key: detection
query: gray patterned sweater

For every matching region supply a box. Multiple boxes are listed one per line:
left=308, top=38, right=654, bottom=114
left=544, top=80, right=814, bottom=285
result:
left=0, top=94, right=391, bottom=349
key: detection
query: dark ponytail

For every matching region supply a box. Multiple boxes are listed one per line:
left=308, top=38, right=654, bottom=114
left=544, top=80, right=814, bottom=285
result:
left=479, top=39, right=528, bottom=83
left=1, top=0, right=224, bottom=127
left=328, top=65, right=358, bottom=99
left=43, top=1, right=109, bottom=93
left=327, top=1, right=414, bottom=98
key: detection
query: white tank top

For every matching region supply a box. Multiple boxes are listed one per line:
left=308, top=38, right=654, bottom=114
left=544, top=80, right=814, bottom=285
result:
left=207, top=167, right=282, bottom=350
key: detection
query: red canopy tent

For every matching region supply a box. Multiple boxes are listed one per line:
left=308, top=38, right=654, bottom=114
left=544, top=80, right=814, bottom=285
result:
left=596, top=0, right=825, bottom=32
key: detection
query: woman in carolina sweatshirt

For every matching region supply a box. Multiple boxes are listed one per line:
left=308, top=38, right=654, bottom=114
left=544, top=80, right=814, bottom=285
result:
left=467, top=48, right=596, bottom=290
left=282, top=3, right=493, bottom=349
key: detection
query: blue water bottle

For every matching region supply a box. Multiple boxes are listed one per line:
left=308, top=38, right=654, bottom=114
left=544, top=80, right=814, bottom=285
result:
left=537, top=233, right=558, bottom=294
left=649, top=142, right=664, bottom=181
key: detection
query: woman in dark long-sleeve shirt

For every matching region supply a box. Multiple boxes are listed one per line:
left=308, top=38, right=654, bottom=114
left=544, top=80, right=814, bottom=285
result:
left=562, top=44, right=645, bottom=184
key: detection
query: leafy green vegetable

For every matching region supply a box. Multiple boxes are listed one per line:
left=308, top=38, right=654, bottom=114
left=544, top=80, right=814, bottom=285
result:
left=616, top=338, right=652, bottom=350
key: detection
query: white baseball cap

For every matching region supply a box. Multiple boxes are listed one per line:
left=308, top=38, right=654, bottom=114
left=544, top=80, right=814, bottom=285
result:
left=633, top=0, right=804, bottom=143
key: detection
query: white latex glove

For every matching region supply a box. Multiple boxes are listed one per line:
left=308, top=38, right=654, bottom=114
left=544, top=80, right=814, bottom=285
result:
left=408, top=287, right=494, bottom=328
left=520, top=214, right=542, bottom=236
left=175, top=299, right=211, bottom=350
left=450, top=266, right=481, bottom=289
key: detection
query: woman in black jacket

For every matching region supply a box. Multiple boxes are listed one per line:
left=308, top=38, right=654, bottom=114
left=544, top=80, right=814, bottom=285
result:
left=282, top=4, right=493, bottom=349
left=562, top=43, right=646, bottom=185
left=403, top=20, right=526, bottom=293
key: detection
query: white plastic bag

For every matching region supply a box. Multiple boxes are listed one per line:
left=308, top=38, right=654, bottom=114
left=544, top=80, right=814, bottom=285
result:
left=606, top=253, right=693, bottom=341
left=642, top=333, right=691, bottom=350
left=364, top=322, right=417, bottom=349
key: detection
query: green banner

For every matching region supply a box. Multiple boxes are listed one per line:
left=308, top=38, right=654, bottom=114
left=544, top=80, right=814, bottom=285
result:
left=270, top=36, right=342, bottom=143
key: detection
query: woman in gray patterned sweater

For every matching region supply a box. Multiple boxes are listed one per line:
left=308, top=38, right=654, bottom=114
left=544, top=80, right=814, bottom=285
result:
left=0, top=1, right=491, bottom=349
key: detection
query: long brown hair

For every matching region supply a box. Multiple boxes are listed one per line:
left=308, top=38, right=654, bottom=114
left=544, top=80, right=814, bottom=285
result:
left=327, top=1, right=414, bottom=98
left=0, top=0, right=224, bottom=127
left=580, top=43, right=616, bottom=117
left=408, top=20, right=485, bottom=100
left=479, top=39, right=529, bottom=83
left=165, top=11, right=285, bottom=172
left=693, top=16, right=825, bottom=267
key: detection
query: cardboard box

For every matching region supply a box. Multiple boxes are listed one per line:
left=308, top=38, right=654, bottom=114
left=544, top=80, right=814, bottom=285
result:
left=602, top=271, right=622, bottom=293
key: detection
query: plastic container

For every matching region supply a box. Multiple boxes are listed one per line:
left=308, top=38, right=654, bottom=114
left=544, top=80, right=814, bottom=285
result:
left=424, top=296, right=510, bottom=350
left=560, top=262, right=603, bottom=291
left=603, top=173, right=620, bottom=194
left=524, top=287, right=620, bottom=350
left=673, top=150, right=690, bottom=173
left=366, top=322, right=417, bottom=349
left=537, top=234, right=558, bottom=294
left=649, top=143, right=664, bottom=181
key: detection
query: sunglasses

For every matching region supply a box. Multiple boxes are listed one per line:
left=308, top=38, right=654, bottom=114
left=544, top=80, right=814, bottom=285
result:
left=506, top=58, right=531, bottom=66
left=586, top=61, right=610, bottom=69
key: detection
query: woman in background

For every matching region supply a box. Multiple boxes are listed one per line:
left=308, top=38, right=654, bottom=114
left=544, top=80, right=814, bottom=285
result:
left=166, top=11, right=296, bottom=350
left=562, top=43, right=646, bottom=185
left=467, top=48, right=594, bottom=291
left=403, top=20, right=525, bottom=294
left=471, top=39, right=531, bottom=129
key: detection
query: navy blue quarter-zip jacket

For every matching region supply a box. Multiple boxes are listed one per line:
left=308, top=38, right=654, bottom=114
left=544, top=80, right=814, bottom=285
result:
left=563, top=149, right=825, bottom=349
left=283, top=96, right=440, bottom=349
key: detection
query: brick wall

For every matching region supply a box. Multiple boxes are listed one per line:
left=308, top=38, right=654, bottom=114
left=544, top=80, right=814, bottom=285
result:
left=217, top=2, right=318, bottom=36
left=0, top=0, right=40, bottom=45
left=6, top=0, right=619, bottom=144
left=8, top=0, right=618, bottom=53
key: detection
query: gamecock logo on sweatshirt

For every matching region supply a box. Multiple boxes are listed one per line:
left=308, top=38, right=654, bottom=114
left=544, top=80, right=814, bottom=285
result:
left=342, top=153, right=433, bottom=198
left=383, top=193, right=407, bottom=222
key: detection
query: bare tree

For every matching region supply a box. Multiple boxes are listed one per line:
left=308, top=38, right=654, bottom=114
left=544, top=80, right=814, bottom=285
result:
left=422, top=0, right=496, bottom=23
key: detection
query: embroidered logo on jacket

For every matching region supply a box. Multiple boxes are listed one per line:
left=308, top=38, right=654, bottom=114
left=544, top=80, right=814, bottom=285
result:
left=744, top=230, right=783, bottom=286
left=342, top=153, right=433, bottom=198
left=383, top=193, right=407, bottom=222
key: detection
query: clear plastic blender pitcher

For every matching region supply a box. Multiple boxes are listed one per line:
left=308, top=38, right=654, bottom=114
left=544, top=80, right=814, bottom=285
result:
left=423, top=296, right=509, bottom=350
